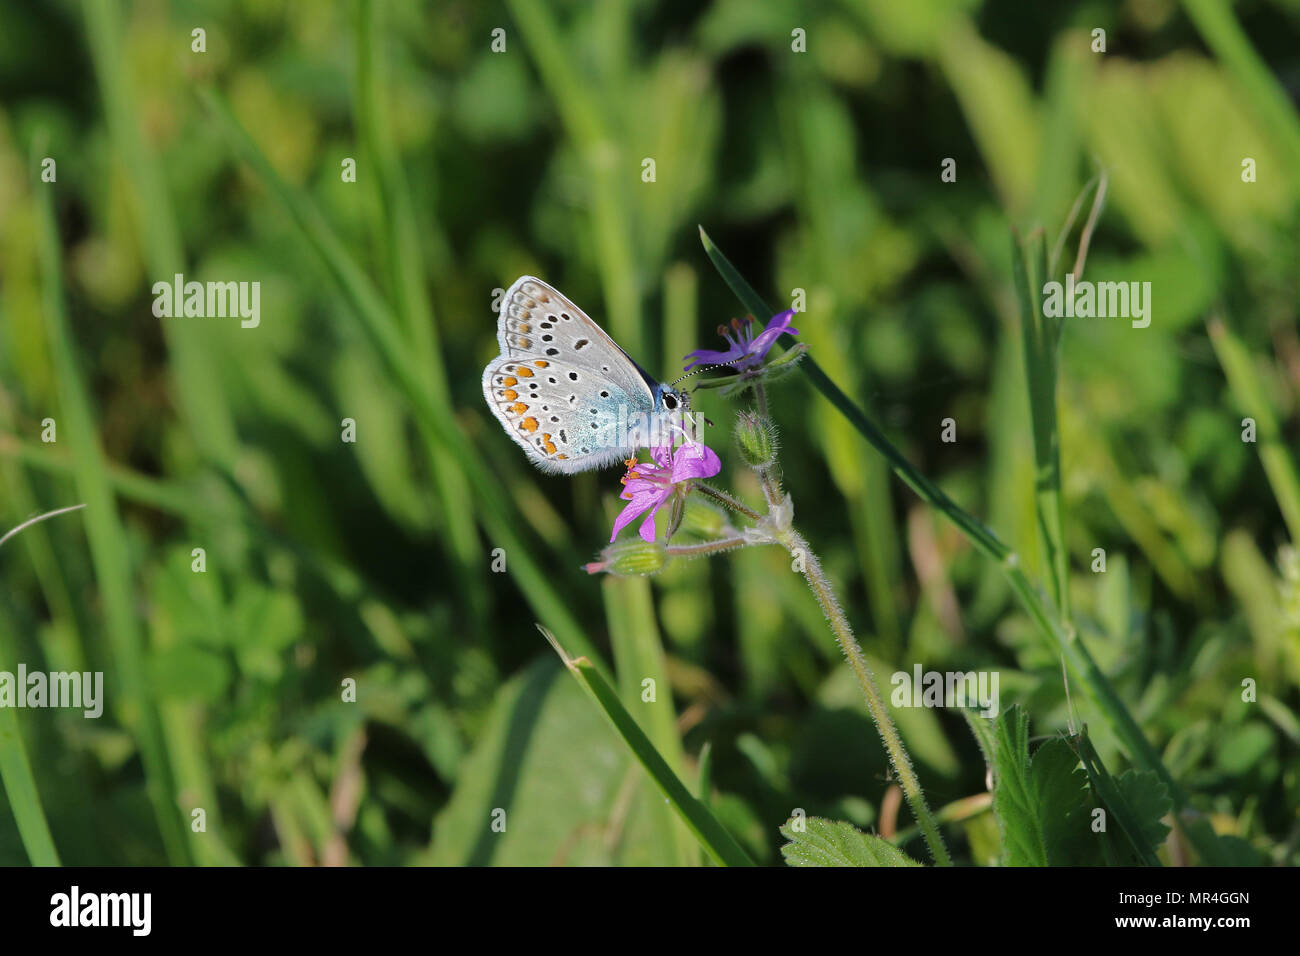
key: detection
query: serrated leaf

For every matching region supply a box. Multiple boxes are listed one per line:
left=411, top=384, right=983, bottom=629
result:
left=991, top=706, right=1040, bottom=865
left=1112, top=769, right=1173, bottom=853
left=779, top=817, right=922, bottom=867
left=1032, top=738, right=1095, bottom=865
left=991, top=706, right=1092, bottom=865
left=1076, top=728, right=1171, bottom=866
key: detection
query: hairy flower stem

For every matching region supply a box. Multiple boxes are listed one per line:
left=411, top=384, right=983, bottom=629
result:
left=693, top=482, right=761, bottom=520
left=666, top=534, right=747, bottom=558
left=749, top=382, right=784, bottom=508
left=780, top=526, right=953, bottom=867
left=744, top=377, right=949, bottom=865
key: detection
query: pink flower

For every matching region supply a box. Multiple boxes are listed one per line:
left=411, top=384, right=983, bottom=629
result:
left=683, top=309, right=799, bottom=373
left=610, top=441, right=721, bottom=543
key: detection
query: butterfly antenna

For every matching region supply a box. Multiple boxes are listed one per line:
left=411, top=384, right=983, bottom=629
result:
left=669, top=357, right=746, bottom=390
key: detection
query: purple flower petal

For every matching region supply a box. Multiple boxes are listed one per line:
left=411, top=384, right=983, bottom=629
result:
left=747, top=309, right=799, bottom=360
left=669, top=442, right=722, bottom=483
left=637, top=506, right=662, bottom=542
left=683, top=345, right=745, bottom=372
left=610, top=492, right=661, bottom=542
left=607, top=441, right=720, bottom=544
left=621, top=477, right=660, bottom=500
left=684, top=309, right=800, bottom=373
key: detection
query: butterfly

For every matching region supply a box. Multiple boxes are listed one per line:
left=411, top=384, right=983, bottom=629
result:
left=482, top=276, right=690, bottom=474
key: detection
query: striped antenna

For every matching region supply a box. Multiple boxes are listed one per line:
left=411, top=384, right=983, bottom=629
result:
left=668, top=355, right=747, bottom=390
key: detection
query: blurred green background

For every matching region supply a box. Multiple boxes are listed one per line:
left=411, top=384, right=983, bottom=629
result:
left=1, top=0, right=1297, bottom=866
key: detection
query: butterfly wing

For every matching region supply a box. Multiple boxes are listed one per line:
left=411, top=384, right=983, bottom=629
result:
left=482, top=277, right=660, bottom=474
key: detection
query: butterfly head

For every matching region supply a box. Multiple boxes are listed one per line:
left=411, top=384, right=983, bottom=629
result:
left=653, top=384, right=710, bottom=441
left=657, top=387, right=690, bottom=415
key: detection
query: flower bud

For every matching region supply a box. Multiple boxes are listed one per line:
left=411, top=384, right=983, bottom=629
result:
left=760, top=342, right=808, bottom=379
left=735, top=411, right=777, bottom=468
left=679, top=497, right=727, bottom=539
left=605, top=540, right=667, bottom=576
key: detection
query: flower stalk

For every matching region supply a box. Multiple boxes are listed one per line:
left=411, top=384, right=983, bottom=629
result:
left=777, top=526, right=952, bottom=866
left=590, top=312, right=952, bottom=866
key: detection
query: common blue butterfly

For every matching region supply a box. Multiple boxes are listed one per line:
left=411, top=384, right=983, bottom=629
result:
left=482, top=276, right=690, bottom=474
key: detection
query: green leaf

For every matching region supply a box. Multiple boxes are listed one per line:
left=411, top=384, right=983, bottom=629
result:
left=147, top=646, right=232, bottom=703
left=991, top=707, right=1040, bottom=864
left=1111, top=769, right=1173, bottom=854
left=1075, top=727, right=1170, bottom=866
left=991, top=707, right=1091, bottom=866
left=779, top=817, right=922, bottom=867
left=1031, top=738, right=1094, bottom=866
left=428, top=657, right=636, bottom=866
left=602, top=576, right=696, bottom=866
left=538, top=627, right=755, bottom=867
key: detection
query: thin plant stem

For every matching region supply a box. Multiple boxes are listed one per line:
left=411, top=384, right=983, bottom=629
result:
left=779, top=527, right=953, bottom=867
left=666, top=535, right=747, bottom=558
left=0, top=504, right=87, bottom=549
left=749, top=382, right=784, bottom=509
left=693, top=482, right=761, bottom=520
left=1071, top=173, right=1108, bottom=281
left=1048, top=172, right=1099, bottom=276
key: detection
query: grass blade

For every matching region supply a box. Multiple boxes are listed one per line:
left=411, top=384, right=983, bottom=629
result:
left=81, top=0, right=240, bottom=468
left=603, top=577, right=696, bottom=865
left=1011, top=229, right=1069, bottom=616
left=506, top=0, right=643, bottom=358
left=1208, top=315, right=1300, bottom=543
left=1182, top=0, right=1300, bottom=195
left=33, top=151, right=189, bottom=864
left=0, top=566, right=64, bottom=863
left=537, top=625, right=754, bottom=867
left=354, top=0, right=483, bottom=615
left=0, top=678, right=61, bottom=865
left=1073, top=728, right=1166, bottom=867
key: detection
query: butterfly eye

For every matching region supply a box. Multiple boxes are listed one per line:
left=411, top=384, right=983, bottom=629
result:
left=663, top=393, right=678, bottom=410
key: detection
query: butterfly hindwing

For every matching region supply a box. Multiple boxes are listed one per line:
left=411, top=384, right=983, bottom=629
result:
left=482, top=356, right=648, bottom=473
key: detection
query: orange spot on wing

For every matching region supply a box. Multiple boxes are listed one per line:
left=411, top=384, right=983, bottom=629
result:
left=520, top=417, right=539, bottom=433
left=502, top=376, right=517, bottom=386
left=515, top=367, right=533, bottom=378
left=510, top=402, right=528, bottom=415
left=502, top=389, right=518, bottom=401
left=534, top=360, right=549, bottom=368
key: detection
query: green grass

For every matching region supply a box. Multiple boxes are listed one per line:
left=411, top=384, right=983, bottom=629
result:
left=0, top=0, right=1296, bottom=867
